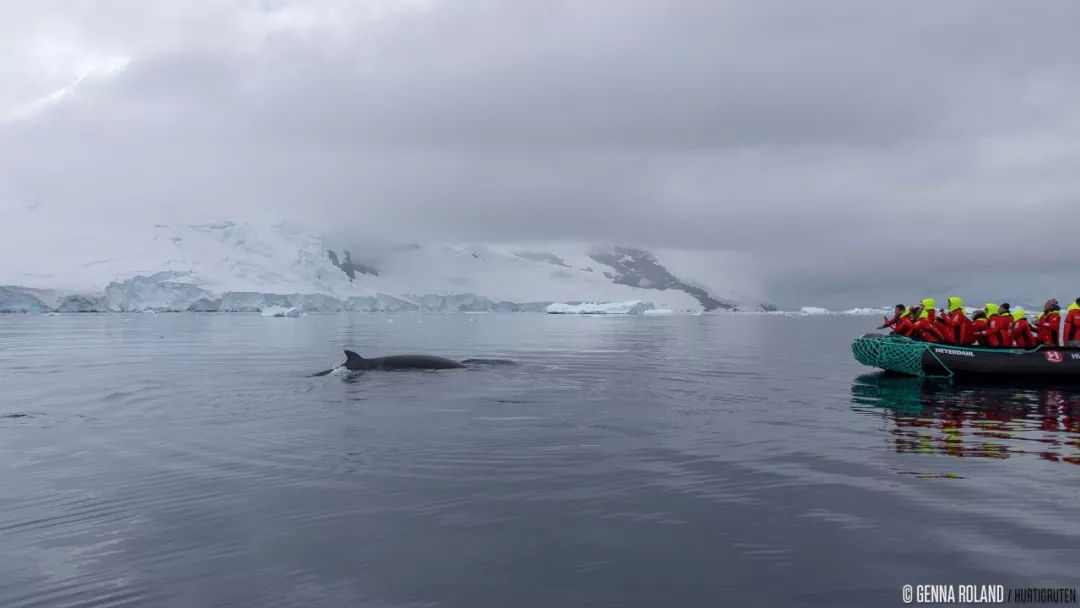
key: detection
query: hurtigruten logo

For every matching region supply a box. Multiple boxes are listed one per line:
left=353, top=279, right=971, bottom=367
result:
left=934, top=348, right=975, bottom=357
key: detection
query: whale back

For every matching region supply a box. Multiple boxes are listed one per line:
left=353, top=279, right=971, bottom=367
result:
left=343, top=350, right=370, bottom=370
left=369, top=354, right=465, bottom=370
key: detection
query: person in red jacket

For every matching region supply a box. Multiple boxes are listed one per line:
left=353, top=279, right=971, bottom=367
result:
left=996, top=303, right=1014, bottom=347
left=936, top=297, right=972, bottom=345
left=919, top=298, right=938, bottom=326
left=1038, top=299, right=1062, bottom=346
left=913, top=299, right=943, bottom=342
left=893, top=305, right=920, bottom=337
left=961, top=312, right=976, bottom=345
left=1010, top=309, right=1036, bottom=349
left=983, top=303, right=1005, bottom=347
left=1064, top=298, right=1080, bottom=346
left=971, top=309, right=989, bottom=345
left=879, top=304, right=906, bottom=332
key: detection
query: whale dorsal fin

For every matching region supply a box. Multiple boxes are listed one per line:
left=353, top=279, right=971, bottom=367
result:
left=344, top=350, right=365, bottom=369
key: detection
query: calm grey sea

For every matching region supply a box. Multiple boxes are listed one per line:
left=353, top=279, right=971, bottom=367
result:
left=1, top=313, right=1078, bottom=607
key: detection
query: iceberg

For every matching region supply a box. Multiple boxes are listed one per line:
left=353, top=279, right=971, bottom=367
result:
left=0, top=286, right=51, bottom=313
left=546, top=300, right=654, bottom=315
left=799, top=307, right=831, bottom=315
left=642, top=308, right=674, bottom=315
left=261, top=306, right=302, bottom=317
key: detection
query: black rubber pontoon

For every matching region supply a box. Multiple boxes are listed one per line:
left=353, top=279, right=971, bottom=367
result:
left=852, top=333, right=1080, bottom=380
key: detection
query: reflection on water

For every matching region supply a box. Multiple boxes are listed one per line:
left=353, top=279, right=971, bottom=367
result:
left=852, top=374, right=1080, bottom=465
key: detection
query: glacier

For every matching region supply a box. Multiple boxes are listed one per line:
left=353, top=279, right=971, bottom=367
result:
left=55, top=294, right=110, bottom=313
left=0, top=212, right=775, bottom=314
left=104, top=271, right=216, bottom=313
left=219, top=291, right=296, bottom=313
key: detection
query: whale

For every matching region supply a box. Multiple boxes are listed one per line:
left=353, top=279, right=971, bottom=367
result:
left=311, top=349, right=512, bottom=376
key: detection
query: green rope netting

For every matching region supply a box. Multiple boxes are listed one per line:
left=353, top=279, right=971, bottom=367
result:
left=851, top=335, right=941, bottom=377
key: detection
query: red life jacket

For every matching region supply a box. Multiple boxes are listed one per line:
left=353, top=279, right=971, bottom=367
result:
left=934, top=317, right=952, bottom=344
left=914, top=316, right=943, bottom=342
left=1038, top=311, right=1061, bottom=346
left=895, top=316, right=916, bottom=337
left=995, top=313, right=1014, bottom=346
left=1065, top=306, right=1080, bottom=343
left=960, top=316, right=975, bottom=345
left=938, top=309, right=972, bottom=345
left=972, top=318, right=988, bottom=345
left=1011, top=319, right=1036, bottom=349
left=985, top=315, right=1004, bottom=347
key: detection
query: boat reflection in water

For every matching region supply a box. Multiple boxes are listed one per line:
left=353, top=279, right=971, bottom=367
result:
left=851, top=373, right=1080, bottom=466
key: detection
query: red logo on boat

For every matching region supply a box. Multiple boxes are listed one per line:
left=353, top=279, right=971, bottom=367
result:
left=1045, top=351, right=1063, bottom=363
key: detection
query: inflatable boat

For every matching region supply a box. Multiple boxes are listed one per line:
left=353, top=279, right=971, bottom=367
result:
left=852, top=333, right=1080, bottom=380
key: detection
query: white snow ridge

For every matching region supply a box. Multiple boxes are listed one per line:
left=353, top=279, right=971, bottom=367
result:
left=0, top=215, right=774, bottom=314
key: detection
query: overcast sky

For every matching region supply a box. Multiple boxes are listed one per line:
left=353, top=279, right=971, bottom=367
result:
left=3, top=0, right=1080, bottom=307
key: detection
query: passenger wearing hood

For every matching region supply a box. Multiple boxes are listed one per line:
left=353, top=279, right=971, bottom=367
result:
left=1037, top=299, right=1062, bottom=346
left=921, top=298, right=938, bottom=325
left=1010, top=309, right=1036, bottom=349
left=913, top=298, right=943, bottom=342
left=936, top=297, right=973, bottom=345
left=1065, top=298, right=1080, bottom=345
left=995, top=303, right=1014, bottom=347
left=971, top=309, right=989, bottom=345
left=982, top=303, right=1005, bottom=347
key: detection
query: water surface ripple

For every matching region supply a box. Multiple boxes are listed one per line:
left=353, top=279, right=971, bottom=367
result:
left=1, top=313, right=1078, bottom=606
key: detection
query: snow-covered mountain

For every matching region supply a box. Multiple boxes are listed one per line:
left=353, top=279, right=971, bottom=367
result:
left=0, top=216, right=773, bottom=313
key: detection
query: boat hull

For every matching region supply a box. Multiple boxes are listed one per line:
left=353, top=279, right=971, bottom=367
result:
left=921, top=344, right=1080, bottom=378
left=852, top=334, right=1080, bottom=380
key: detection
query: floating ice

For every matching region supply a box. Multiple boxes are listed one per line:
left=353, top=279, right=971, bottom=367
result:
left=842, top=307, right=892, bottom=315
left=261, top=306, right=302, bottom=317
left=546, top=300, right=654, bottom=315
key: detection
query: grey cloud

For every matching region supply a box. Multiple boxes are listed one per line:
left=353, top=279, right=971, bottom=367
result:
left=4, top=0, right=1080, bottom=307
